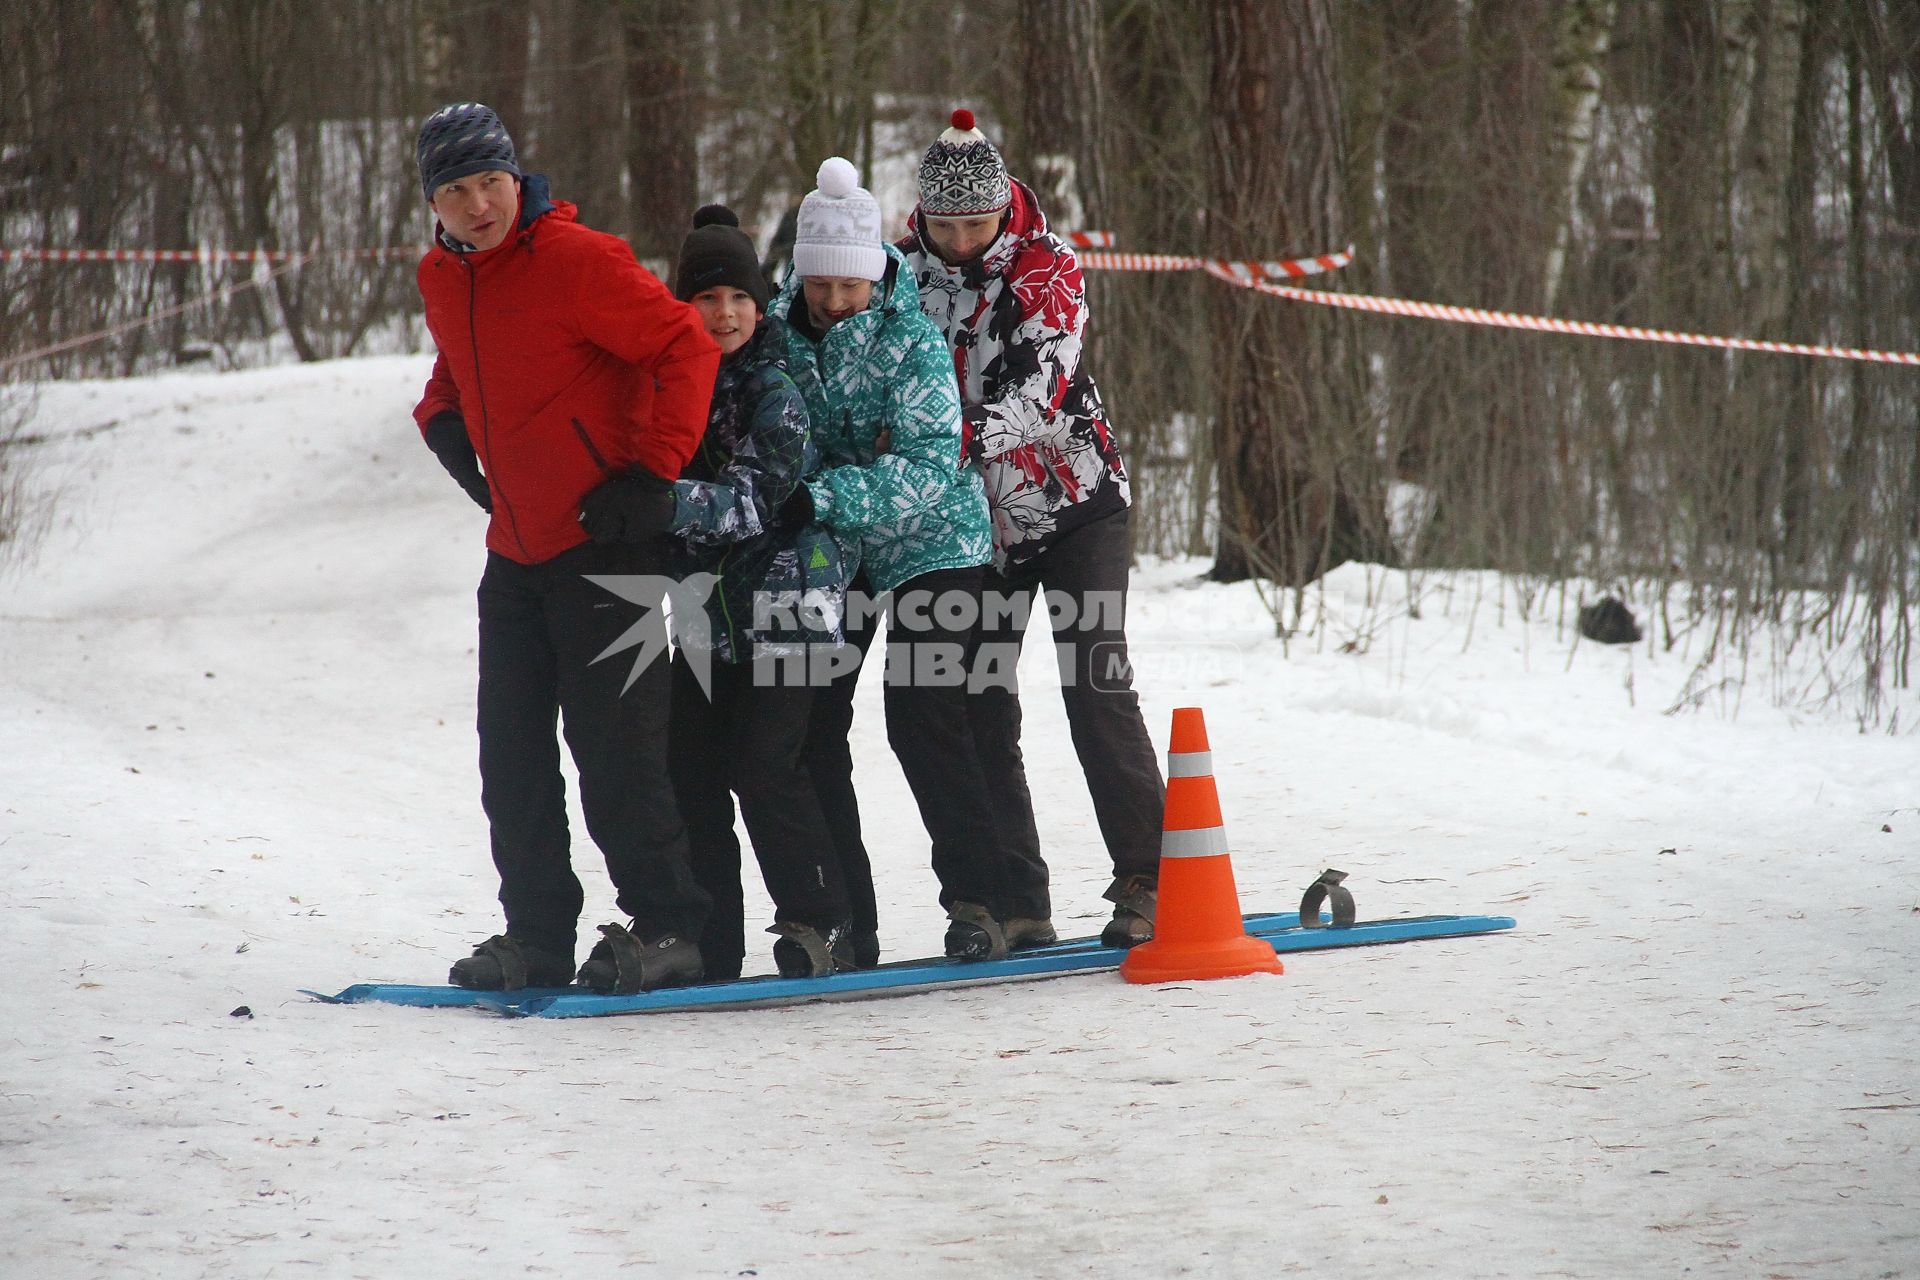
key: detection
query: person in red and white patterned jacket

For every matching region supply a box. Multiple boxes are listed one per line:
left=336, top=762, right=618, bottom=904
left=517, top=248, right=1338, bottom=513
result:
left=898, top=109, right=1165, bottom=950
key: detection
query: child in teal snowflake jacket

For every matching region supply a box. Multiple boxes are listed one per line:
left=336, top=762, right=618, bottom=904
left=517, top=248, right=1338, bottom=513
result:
left=771, top=242, right=991, bottom=591
left=774, top=158, right=1024, bottom=969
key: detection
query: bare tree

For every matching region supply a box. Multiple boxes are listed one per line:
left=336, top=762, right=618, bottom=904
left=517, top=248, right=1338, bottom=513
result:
left=530, top=0, right=627, bottom=235
left=441, top=0, right=532, bottom=126
left=1086, top=2, right=1212, bottom=558
left=1376, top=0, right=1469, bottom=493
left=625, top=0, right=703, bottom=264
left=1205, top=0, right=1388, bottom=587
left=1541, top=0, right=1620, bottom=310
left=1013, top=0, right=1107, bottom=233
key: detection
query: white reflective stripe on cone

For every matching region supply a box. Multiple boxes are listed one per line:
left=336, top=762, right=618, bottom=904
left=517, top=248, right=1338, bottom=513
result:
left=1160, top=825, right=1229, bottom=859
left=1166, top=750, right=1213, bottom=778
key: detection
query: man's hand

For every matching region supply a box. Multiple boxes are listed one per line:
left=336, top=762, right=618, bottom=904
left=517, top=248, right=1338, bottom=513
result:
left=579, top=470, right=677, bottom=544
left=779, top=483, right=815, bottom=531
left=422, top=411, right=492, bottom=512
left=958, top=419, right=984, bottom=466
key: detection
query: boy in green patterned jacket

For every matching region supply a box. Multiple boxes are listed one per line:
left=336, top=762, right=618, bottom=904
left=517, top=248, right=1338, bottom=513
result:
left=660, top=204, right=856, bottom=981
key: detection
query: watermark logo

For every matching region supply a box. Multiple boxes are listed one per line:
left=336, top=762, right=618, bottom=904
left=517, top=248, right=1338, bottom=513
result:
left=1096, top=640, right=1251, bottom=694
left=578, top=579, right=1252, bottom=696
left=582, top=572, right=718, bottom=695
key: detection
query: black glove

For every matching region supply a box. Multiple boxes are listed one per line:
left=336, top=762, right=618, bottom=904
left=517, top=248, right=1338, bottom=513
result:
left=778, top=482, right=815, bottom=531
left=579, top=470, right=677, bottom=544
left=422, top=411, right=492, bottom=512
left=959, top=419, right=985, bottom=466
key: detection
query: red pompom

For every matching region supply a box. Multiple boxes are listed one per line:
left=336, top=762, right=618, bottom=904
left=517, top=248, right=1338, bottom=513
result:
left=951, top=108, right=975, bottom=131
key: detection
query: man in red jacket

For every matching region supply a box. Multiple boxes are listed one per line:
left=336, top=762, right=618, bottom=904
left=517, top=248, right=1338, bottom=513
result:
left=411, top=102, right=721, bottom=994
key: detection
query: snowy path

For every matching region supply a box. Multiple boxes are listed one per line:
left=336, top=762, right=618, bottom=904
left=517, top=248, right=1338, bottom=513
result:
left=2, top=358, right=1915, bottom=1277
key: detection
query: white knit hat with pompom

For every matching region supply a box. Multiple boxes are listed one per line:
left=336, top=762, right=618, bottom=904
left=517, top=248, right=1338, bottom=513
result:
left=792, top=157, right=885, bottom=282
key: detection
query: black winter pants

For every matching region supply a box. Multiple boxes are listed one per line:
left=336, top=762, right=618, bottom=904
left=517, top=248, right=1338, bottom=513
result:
left=804, top=566, right=1010, bottom=932
left=475, top=542, right=707, bottom=957
left=668, top=651, right=850, bottom=980
left=970, top=508, right=1165, bottom=917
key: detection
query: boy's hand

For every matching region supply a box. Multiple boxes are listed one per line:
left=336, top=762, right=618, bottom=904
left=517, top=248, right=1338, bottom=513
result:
left=779, top=484, right=815, bottom=531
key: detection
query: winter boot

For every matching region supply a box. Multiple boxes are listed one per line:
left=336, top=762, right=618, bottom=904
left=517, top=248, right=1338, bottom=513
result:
left=1002, top=917, right=1059, bottom=951
left=768, top=920, right=855, bottom=979
left=943, top=902, right=1009, bottom=961
left=576, top=922, right=706, bottom=995
left=848, top=928, right=882, bottom=970
left=448, top=935, right=576, bottom=991
left=1101, top=875, right=1157, bottom=948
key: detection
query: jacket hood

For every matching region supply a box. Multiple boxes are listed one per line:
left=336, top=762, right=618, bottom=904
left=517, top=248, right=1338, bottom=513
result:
left=772, top=240, right=921, bottom=326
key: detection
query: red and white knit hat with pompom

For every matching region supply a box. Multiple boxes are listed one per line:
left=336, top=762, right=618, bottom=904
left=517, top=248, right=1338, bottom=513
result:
left=918, top=109, right=1010, bottom=218
left=792, top=157, right=885, bottom=281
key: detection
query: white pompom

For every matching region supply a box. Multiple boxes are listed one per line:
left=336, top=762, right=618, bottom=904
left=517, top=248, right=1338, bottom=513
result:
left=816, top=156, right=859, bottom=198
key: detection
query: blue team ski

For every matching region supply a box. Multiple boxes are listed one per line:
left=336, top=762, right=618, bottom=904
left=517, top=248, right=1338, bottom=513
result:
left=304, top=910, right=1515, bottom=1018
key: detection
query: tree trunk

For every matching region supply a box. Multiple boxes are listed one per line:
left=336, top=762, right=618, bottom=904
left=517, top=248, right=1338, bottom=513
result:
left=568, top=0, right=628, bottom=235
left=1092, top=2, right=1212, bottom=559
left=1205, top=0, right=1386, bottom=586
left=625, top=0, right=701, bottom=265
left=775, top=0, right=893, bottom=190
left=446, top=1, right=531, bottom=130
left=1541, top=0, right=1620, bottom=311
left=1450, top=0, right=1556, bottom=569
left=1651, top=0, right=1735, bottom=563
left=1726, top=1, right=1808, bottom=560
left=1015, top=0, right=1106, bottom=233
left=1378, top=0, right=1467, bottom=490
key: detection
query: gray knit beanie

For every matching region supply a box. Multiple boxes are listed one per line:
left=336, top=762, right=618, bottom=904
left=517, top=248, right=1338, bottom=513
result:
left=416, top=102, right=521, bottom=199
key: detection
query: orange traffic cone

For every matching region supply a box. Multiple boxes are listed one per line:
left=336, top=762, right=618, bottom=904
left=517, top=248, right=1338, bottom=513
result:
left=1120, top=707, right=1283, bottom=984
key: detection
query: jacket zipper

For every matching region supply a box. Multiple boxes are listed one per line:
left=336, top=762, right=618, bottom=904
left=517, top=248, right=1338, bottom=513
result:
left=570, top=417, right=613, bottom=476
left=715, top=544, right=736, bottom=653
left=465, top=255, right=529, bottom=560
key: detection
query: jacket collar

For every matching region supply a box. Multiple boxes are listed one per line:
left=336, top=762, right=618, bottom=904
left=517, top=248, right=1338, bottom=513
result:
left=772, top=243, right=918, bottom=337
left=723, top=313, right=788, bottom=375
left=907, top=179, right=1045, bottom=285
left=432, top=173, right=564, bottom=259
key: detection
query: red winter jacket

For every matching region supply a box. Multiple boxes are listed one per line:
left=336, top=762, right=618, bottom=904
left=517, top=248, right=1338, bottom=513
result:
left=413, top=180, right=719, bottom=564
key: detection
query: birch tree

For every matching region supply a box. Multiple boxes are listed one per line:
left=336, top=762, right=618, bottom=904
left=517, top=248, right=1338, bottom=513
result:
left=1541, top=0, right=1620, bottom=311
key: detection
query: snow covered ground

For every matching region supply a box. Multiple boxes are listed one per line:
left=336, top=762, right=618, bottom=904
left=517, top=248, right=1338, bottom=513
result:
left=2, top=356, right=1916, bottom=1278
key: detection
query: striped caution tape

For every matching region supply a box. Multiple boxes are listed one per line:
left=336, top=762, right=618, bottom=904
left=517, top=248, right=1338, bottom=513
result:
left=0, top=246, right=416, bottom=263
left=1203, top=262, right=1920, bottom=367
left=0, top=253, right=315, bottom=374
left=1072, top=237, right=1357, bottom=282
left=13, top=235, right=1918, bottom=370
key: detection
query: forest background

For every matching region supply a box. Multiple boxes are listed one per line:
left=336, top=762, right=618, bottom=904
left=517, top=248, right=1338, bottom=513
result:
left=3, top=0, right=1917, bottom=724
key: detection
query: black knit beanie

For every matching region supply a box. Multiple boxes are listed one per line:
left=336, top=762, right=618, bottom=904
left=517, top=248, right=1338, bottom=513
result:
left=673, top=205, right=769, bottom=309
left=417, top=102, right=520, bottom=199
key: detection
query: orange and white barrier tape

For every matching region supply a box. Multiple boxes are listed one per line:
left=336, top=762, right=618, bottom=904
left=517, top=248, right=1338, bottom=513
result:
left=1070, top=232, right=1357, bottom=282
left=0, top=247, right=416, bottom=263
left=0, top=254, right=315, bottom=374
left=1203, top=262, right=1920, bottom=368
left=13, top=234, right=1920, bottom=371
